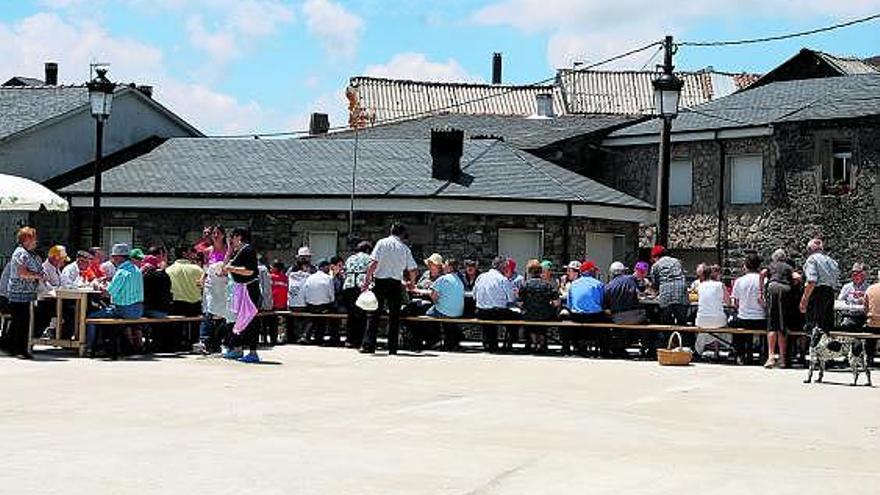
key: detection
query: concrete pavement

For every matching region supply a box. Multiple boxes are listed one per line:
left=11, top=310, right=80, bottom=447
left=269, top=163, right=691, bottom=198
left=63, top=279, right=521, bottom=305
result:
left=0, top=346, right=877, bottom=494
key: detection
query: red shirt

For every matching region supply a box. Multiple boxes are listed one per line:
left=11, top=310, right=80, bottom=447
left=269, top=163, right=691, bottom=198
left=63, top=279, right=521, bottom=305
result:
left=270, top=271, right=288, bottom=309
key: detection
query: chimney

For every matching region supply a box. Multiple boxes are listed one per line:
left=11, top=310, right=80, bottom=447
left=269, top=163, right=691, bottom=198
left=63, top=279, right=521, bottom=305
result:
left=309, top=112, right=330, bottom=135
left=137, top=85, right=153, bottom=98
left=44, top=62, right=58, bottom=85
left=430, top=129, right=464, bottom=181
left=492, top=52, right=502, bottom=85
left=535, top=93, right=555, bottom=118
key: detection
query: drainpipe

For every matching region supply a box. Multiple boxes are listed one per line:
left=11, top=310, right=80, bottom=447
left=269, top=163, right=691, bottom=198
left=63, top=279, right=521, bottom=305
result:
left=562, top=202, right=572, bottom=264
left=716, top=133, right=727, bottom=267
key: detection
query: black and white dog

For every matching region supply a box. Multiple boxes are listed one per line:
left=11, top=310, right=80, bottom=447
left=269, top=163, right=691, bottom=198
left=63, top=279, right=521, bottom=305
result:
left=804, top=327, right=872, bottom=386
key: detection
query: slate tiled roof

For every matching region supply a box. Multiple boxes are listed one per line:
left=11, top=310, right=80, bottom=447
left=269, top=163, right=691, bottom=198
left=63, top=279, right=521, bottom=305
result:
left=348, top=76, right=566, bottom=124
left=557, top=69, right=758, bottom=115
left=61, top=138, right=651, bottom=209
left=0, top=85, right=89, bottom=140
left=2, top=76, right=45, bottom=87
left=328, top=113, right=641, bottom=149
left=814, top=51, right=880, bottom=75
left=609, top=74, right=880, bottom=137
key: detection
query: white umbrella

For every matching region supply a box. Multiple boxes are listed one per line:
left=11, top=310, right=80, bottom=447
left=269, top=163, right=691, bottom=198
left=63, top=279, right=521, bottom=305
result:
left=0, top=173, right=69, bottom=212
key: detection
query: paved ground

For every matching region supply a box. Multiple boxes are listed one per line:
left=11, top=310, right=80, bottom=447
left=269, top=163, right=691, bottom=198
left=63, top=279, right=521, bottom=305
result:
left=0, top=347, right=877, bottom=494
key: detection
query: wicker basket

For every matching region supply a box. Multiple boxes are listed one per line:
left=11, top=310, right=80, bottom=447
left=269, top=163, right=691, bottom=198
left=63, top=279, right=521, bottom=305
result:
left=657, top=331, right=692, bottom=366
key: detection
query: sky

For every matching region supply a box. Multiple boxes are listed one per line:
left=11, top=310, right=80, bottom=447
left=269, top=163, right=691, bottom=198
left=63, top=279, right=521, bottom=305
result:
left=2, top=0, right=879, bottom=135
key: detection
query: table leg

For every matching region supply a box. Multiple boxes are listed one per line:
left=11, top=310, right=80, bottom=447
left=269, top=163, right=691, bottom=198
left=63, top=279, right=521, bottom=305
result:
left=77, top=296, right=88, bottom=356
left=28, top=301, right=35, bottom=353
left=56, top=296, right=63, bottom=340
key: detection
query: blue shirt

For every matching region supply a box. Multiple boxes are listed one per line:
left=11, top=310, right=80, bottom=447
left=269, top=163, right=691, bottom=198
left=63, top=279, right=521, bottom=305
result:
left=474, top=269, right=515, bottom=309
left=107, top=260, right=144, bottom=306
left=568, top=275, right=604, bottom=314
left=432, top=273, right=465, bottom=317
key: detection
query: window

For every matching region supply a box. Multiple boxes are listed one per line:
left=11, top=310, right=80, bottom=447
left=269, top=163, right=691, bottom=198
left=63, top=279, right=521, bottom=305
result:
left=821, top=140, right=853, bottom=195
left=307, top=231, right=338, bottom=262
left=102, top=227, right=133, bottom=251
left=669, top=159, right=693, bottom=206
left=729, top=155, right=763, bottom=204
left=586, top=233, right=626, bottom=282
left=498, top=229, right=543, bottom=272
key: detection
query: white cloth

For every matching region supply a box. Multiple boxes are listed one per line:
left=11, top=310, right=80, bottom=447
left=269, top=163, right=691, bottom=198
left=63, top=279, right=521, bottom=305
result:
left=733, top=272, right=765, bottom=320
left=287, top=270, right=310, bottom=308
left=695, top=280, right=727, bottom=328
left=370, top=235, right=417, bottom=281
left=202, top=262, right=228, bottom=316
left=60, top=262, right=85, bottom=289
left=474, top=269, right=516, bottom=310
left=303, top=270, right=335, bottom=306
left=258, top=265, right=273, bottom=310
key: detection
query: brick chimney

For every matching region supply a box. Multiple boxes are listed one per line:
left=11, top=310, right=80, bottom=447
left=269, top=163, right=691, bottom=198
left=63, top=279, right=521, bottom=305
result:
left=430, top=129, right=464, bottom=181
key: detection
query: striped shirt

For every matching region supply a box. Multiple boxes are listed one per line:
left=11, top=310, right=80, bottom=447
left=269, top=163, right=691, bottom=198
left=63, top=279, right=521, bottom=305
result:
left=474, top=269, right=516, bottom=309
left=107, top=260, right=144, bottom=306
left=650, top=256, right=689, bottom=308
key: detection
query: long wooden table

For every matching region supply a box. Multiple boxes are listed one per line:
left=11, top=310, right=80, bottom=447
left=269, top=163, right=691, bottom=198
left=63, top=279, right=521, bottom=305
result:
left=29, top=288, right=100, bottom=357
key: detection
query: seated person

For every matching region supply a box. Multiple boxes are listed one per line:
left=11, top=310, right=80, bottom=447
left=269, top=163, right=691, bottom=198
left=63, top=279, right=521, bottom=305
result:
left=286, top=259, right=311, bottom=344
left=86, top=244, right=144, bottom=355
left=474, top=256, right=518, bottom=352
left=694, top=264, right=734, bottom=356
left=564, top=260, right=606, bottom=355
left=302, top=259, right=339, bottom=345
left=730, top=253, right=766, bottom=365
left=838, top=262, right=869, bottom=330
left=422, top=258, right=465, bottom=351
left=519, top=259, right=560, bottom=353
left=141, top=255, right=172, bottom=318
left=604, top=262, right=647, bottom=324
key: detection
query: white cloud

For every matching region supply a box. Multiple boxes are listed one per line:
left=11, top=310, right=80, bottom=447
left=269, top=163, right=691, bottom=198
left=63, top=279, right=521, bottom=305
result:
left=0, top=12, right=271, bottom=135
left=302, top=0, right=364, bottom=60
left=472, top=0, right=880, bottom=69
left=185, top=16, right=240, bottom=65
left=364, top=53, right=480, bottom=82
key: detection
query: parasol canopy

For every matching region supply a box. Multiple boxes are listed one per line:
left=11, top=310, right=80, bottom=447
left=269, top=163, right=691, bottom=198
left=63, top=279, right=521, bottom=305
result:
left=0, top=173, right=69, bottom=212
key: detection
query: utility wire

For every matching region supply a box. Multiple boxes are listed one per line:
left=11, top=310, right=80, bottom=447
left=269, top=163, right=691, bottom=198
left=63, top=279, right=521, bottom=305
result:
left=680, top=12, right=880, bottom=46
left=205, top=41, right=661, bottom=139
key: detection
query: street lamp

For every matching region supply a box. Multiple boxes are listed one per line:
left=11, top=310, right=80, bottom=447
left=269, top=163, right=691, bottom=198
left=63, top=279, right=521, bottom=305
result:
left=652, top=35, right=683, bottom=247
left=87, top=68, right=115, bottom=248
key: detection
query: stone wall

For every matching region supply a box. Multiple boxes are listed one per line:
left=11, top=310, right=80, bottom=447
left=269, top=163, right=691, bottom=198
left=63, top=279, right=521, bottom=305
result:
left=601, top=117, right=880, bottom=277
left=32, top=208, right=640, bottom=270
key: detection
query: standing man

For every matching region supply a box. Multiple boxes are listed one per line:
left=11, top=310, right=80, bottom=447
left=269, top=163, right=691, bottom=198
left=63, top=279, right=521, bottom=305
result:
left=799, top=238, right=839, bottom=333
left=361, top=223, right=418, bottom=355
left=837, top=262, right=869, bottom=330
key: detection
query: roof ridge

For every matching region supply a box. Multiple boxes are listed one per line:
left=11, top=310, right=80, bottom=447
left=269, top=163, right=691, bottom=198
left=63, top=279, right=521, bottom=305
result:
left=508, top=147, right=588, bottom=203
left=349, top=75, right=555, bottom=90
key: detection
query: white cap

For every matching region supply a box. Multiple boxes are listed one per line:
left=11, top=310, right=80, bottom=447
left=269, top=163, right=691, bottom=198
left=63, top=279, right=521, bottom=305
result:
left=609, top=261, right=626, bottom=276
left=297, top=246, right=312, bottom=257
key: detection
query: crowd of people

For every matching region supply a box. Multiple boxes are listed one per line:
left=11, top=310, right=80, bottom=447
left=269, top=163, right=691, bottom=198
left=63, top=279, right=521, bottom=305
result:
left=1, top=224, right=877, bottom=367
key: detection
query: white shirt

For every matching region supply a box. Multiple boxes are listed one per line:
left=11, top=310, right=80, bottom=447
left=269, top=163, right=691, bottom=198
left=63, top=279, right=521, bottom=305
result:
left=474, top=269, right=516, bottom=310
left=733, top=272, right=765, bottom=320
left=370, top=235, right=417, bottom=281
left=60, top=263, right=83, bottom=289
left=101, top=260, right=116, bottom=280
left=287, top=270, right=310, bottom=308
left=42, top=259, right=62, bottom=289
left=202, top=262, right=228, bottom=316
left=696, top=280, right=727, bottom=328
left=303, top=270, right=335, bottom=306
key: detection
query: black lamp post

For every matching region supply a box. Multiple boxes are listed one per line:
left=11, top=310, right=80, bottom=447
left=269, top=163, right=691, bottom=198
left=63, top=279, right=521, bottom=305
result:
left=87, top=68, right=115, bottom=248
left=652, top=35, right=683, bottom=247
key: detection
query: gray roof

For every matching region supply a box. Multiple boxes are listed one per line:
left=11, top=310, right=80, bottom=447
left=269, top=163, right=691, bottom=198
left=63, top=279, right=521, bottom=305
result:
left=814, top=51, right=880, bottom=75
left=610, top=74, right=880, bottom=137
left=0, top=85, right=89, bottom=140
left=2, top=76, right=45, bottom=87
left=557, top=69, right=759, bottom=115
left=348, top=76, right=566, bottom=125
left=61, top=137, right=651, bottom=209
left=327, top=113, right=640, bottom=149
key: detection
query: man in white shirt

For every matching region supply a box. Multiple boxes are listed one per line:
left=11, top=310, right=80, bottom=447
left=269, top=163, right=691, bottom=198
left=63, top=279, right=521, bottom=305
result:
left=60, top=251, right=92, bottom=289
left=303, top=260, right=339, bottom=345
left=731, top=253, right=766, bottom=364
left=474, top=256, right=518, bottom=352
left=361, top=223, right=418, bottom=355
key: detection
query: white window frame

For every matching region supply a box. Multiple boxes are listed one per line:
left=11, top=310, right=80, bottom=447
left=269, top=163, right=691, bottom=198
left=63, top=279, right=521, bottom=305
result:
left=831, top=142, right=853, bottom=184
left=102, top=226, right=133, bottom=251
left=307, top=230, right=338, bottom=261
left=669, top=158, right=693, bottom=206
left=497, top=228, right=544, bottom=264
left=728, top=154, right=763, bottom=205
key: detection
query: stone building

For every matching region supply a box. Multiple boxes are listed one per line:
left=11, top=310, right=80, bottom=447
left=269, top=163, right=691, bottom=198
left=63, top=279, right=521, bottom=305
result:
left=599, top=73, right=880, bottom=274
left=40, top=135, right=653, bottom=275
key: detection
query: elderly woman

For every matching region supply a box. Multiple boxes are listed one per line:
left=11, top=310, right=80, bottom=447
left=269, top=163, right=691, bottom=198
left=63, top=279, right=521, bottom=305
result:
left=764, top=248, right=797, bottom=368
left=3, top=227, right=45, bottom=359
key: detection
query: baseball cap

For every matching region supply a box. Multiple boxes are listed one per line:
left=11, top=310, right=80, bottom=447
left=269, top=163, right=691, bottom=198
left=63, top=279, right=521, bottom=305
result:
left=48, top=245, right=69, bottom=262
left=634, top=261, right=650, bottom=272
left=297, top=246, right=313, bottom=257
left=581, top=260, right=598, bottom=273
left=566, top=261, right=581, bottom=271
left=852, top=262, right=866, bottom=273
left=540, top=260, right=553, bottom=270
left=609, top=261, right=626, bottom=275
left=130, top=248, right=145, bottom=261
left=650, top=245, right=666, bottom=258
